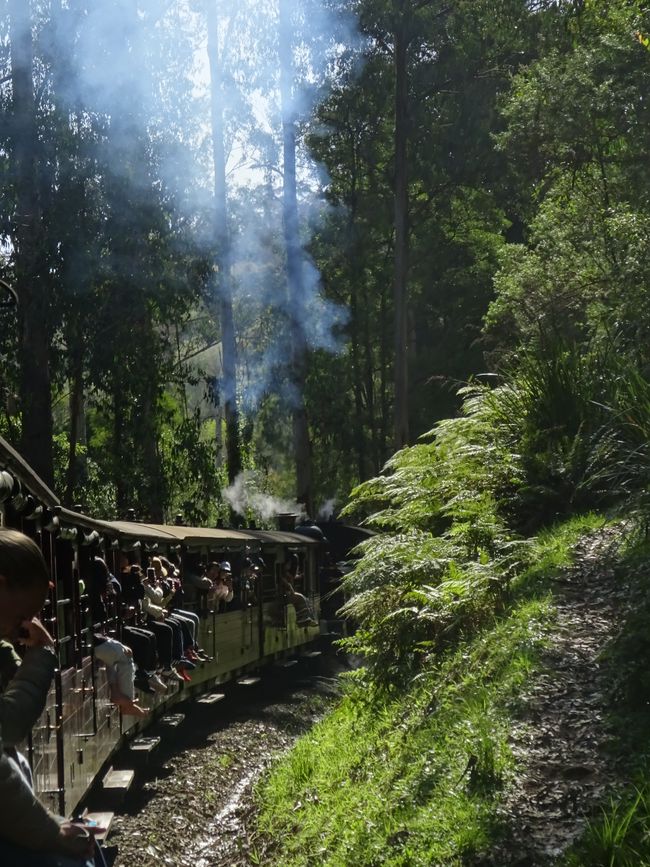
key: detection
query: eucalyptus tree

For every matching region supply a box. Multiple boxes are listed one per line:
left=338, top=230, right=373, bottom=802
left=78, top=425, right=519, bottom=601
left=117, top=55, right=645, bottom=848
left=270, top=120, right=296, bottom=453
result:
left=6, top=0, right=54, bottom=485
left=199, top=0, right=348, bottom=512
left=205, top=0, right=243, bottom=486
left=278, top=0, right=313, bottom=513
left=1, top=0, right=218, bottom=516
left=389, top=0, right=451, bottom=452
left=307, top=0, right=544, bottom=472
left=72, top=0, right=212, bottom=519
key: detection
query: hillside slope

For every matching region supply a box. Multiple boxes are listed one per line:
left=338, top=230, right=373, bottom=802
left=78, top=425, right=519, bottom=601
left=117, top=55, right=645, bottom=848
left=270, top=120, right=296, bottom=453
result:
left=253, top=519, right=650, bottom=866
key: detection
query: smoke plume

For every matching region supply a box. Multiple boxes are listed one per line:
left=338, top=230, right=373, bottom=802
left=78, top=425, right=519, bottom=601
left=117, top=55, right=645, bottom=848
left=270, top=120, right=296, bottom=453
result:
left=222, top=470, right=307, bottom=521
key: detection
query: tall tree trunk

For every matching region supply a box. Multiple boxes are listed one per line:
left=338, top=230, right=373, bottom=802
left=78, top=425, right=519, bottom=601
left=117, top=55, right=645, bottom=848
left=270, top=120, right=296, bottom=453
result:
left=140, top=375, right=164, bottom=523
left=51, top=0, right=87, bottom=509
left=64, top=340, right=86, bottom=508
left=9, top=0, right=54, bottom=486
left=379, top=262, right=390, bottom=466
left=113, top=376, right=128, bottom=516
left=349, top=275, right=367, bottom=482
left=206, top=0, right=242, bottom=487
left=346, top=134, right=367, bottom=482
left=393, top=13, right=410, bottom=451
left=279, top=0, right=313, bottom=514
left=361, top=278, right=378, bottom=473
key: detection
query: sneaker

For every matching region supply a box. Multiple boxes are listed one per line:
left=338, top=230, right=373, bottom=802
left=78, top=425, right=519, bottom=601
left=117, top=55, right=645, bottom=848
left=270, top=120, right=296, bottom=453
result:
left=196, top=648, right=211, bottom=660
left=115, top=697, right=148, bottom=719
left=179, top=656, right=196, bottom=670
left=185, top=649, right=201, bottom=663
left=134, top=676, right=155, bottom=694
left=162, top=668, right=184, bottom=682
left=297, top=618, right=318, bottom=628
left=149, top=674, right=167, bottom=694
left=175, top=664, right=192, bottom=682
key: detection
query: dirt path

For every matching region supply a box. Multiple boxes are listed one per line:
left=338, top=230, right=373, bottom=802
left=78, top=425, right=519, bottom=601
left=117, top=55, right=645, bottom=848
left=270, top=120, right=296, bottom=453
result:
left=110, top=672, right=337, bottom=867
left=483, top=528, right=628, bottom=865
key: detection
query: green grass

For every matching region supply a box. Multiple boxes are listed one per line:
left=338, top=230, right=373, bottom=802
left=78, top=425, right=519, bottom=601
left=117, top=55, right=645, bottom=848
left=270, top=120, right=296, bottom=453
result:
left=514, top=512, right=608, bottom=590
left=254, top=516, right=609, bottom=866
left=257, top=602, right=548, bottom=866
left=565, top=787, right=650, bottom=867
left=217, top=752, right=234, bottom=769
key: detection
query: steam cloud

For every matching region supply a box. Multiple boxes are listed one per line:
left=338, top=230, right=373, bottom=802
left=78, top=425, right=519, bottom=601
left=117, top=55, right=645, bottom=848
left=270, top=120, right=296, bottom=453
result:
left=3, top=0, right=361, bottom=448
left=317, top=497, right=337, bottom=521
left=222, top=471, right=307, bottom=521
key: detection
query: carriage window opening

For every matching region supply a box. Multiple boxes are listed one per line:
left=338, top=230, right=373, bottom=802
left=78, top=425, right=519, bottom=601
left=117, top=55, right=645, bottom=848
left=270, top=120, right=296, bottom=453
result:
left=259, top=555, right=276, bottom=601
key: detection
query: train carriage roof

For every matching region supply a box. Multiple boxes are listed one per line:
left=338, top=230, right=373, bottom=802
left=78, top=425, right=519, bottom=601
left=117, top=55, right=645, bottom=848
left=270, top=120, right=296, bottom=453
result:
left=133, top=523, right=256, bottom=546
left=244, top=529, right=321, bottom=546
left=102, top=520, right=181, bottom=542
left=98, top=520, right=250, bottom=546
left=105, top=522, right=319, bottom=548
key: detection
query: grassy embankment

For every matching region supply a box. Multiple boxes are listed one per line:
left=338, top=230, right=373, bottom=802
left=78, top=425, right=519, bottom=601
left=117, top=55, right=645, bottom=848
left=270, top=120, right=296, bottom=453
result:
left=253, top=514, right=610, bottom=866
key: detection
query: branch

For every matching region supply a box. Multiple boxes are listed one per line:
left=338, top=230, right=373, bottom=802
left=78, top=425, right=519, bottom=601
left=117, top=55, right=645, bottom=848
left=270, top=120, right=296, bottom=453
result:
left=177, top=340, right=221, bottom=366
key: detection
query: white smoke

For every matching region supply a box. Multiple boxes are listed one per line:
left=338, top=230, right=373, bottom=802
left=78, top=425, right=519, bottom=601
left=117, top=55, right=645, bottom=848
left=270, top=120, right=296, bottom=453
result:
left=317, top=497, right=337, bottom=521
left=12, top=0, right=362, bottom=458
left=222, top=470, right=307, bottom=521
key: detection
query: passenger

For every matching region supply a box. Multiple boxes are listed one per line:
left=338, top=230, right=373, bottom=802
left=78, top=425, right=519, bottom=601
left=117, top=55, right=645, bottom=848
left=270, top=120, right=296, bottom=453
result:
left=207, top=561, right=234, bottom=611
left=0, top=528, right=105, bottom=866
left=117, top=561, right=169, bottom=694
left=120, top=625, right=167, bottom=695
left=179, top=560, right=213, bottom=610
left=141, top=568, right=193, bottom=682
left=282, top=555, right=318, bottom=627
left=240, top=558, right=258, bottom=607
left=157, top=558, right=210, bottom=661
left=119, top=561, right=145, bottom=608
left=87, top=557, right=112, bottom=625
left=93, top=635, right=148, bottom=718
left=105, top=564, right=122, bottom=611
left=152, top=558, right=198, bottom=650
left=154, top=556, right=181, bottom=606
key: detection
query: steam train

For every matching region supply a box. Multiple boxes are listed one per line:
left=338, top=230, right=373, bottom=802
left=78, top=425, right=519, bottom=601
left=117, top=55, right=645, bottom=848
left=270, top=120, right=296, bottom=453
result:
left=0, top=434, right=364, bottom=819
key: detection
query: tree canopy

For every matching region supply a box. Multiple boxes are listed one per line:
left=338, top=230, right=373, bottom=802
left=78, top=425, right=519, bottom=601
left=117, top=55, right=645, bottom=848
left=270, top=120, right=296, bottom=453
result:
left=0, top=0, right=647, bottom=528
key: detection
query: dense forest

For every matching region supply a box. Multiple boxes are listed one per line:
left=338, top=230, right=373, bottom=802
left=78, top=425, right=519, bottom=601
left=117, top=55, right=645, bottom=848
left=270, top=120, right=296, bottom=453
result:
left=5, top=0, right=646, bottom=528
left=4, top=0, right=650, bottom=863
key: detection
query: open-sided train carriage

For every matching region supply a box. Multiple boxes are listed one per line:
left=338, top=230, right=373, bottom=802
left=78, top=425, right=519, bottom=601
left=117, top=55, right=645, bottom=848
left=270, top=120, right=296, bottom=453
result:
left=0, top=435, right=322, bottom=817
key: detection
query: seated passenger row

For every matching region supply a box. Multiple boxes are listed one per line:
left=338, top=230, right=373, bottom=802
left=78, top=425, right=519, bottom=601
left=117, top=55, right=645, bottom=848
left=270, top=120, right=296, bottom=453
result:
left=89, top=553, right=262, bottom=717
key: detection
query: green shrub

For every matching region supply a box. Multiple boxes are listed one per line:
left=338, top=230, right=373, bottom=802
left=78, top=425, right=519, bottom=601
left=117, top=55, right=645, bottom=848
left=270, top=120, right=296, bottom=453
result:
left=339, top=386, right=529, bottom=687
left=338, top=336, right=626, bottom=687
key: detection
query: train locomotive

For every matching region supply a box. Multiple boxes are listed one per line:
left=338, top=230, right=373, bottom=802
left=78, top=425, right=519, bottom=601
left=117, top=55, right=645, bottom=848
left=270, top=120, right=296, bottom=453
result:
left=0, top=434, right=338, bottom=819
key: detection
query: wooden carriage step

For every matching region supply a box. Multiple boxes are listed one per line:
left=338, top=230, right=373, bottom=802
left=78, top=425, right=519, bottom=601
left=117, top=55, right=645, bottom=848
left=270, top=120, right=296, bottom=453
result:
left=81, top=811, right=114, bottom=843
left=129, top=736, right=160, bottom=754
left=102, top=768, right=134, bottom=791
left=160, top=713, right=185, bottom=728
left=236, top=676, right=260, bottom=686
left=198, top=692, right=225, bottom=705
